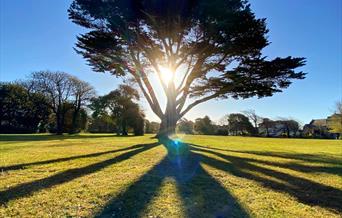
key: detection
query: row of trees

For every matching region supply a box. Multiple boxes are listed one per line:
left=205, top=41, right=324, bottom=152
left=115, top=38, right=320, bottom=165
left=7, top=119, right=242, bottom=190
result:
left=176, top=112, right=301, bottom=137
left=0, top=71, right=146, bottom=135
left=1, top=71, right=95, bottom=134
left=2, top=71, right=340, bottom=138
left=27, top=71, right=96, bottom=134
left=176, top=106, right=342, bottom=138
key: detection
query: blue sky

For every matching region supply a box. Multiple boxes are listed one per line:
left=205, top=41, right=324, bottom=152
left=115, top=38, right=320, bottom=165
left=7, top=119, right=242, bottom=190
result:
left=1, top=0, right=341, bottom=124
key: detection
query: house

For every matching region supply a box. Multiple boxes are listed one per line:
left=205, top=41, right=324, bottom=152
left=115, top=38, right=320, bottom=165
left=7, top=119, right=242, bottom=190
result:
left=303, top=118, right=339, bottom=139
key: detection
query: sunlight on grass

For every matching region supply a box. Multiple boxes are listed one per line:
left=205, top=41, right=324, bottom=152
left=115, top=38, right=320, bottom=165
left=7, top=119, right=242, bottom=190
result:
left=0, top=134, right=341, bottom=217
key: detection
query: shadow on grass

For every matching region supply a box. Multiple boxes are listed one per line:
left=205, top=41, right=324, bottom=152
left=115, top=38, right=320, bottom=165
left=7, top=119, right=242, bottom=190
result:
left=191, top=145, right=342, bottom=176
left=0, top=134, right=136, bottom=142
left=1, top=143, right=150, bottom=172
left=98, top=141, right=342, bottom=216
left=191, top=145, right=342, bottom=214
left=192, top=144, right=342, bottom=165
left=96, top=139, right=250, bottom=217
left=0, top=142, right=159, bottom=205
left=1, top=139, right=341, bottom=216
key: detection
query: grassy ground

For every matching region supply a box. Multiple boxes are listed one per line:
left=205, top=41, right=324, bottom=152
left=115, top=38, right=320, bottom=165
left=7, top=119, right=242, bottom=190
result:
left=0, top=134, right=341, bottom=217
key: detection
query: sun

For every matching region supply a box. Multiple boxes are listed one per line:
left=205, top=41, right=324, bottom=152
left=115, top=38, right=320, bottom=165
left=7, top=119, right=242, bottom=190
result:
left=159, top=66, right=173, bottom=84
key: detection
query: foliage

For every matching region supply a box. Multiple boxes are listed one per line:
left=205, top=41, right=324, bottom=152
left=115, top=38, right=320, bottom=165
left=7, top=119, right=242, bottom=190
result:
left=0, top=82, right=50, bottom=133
left=258, top=118, right=275, bottom=137
left=227, top=113, right=255, bottom=135
left=68, top=0, right=306, bottom=135
left=89, top=85, right=145, bottom=135
left=52, top=105, right=88, bottom=133
left=243, top=109, right=261, bottom=133
left=69, top=76, right=96, bottom=133
left=327, top=101, right=342, bottom=137
left=27, top=71, right=95, bottom=134
left=88, top=114, right=117, bottom=133
left=177, top=118, right=194, bottom=134
left=145, top=120, right=160, bottom=134
left=28, top=71, right=73, bottom=134
left=279, top=119, right=300, bottom=137
left=194, top=116, right=216, bottom=135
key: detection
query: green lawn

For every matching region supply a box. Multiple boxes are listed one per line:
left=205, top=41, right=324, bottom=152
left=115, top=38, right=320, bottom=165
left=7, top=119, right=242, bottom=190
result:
left=0, top=134, right=341, bottom=217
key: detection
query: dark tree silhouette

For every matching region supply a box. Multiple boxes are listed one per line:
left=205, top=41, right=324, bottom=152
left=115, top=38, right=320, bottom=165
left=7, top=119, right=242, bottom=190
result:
left=243, top=109, right=262, bottom=134
left=69, top=0, right=305, bottom=137
left=145, top=120, right=160, bottom=134
left=69, top=77, right=95, bottom=133
left=227, top=113, right=255, bottom=135
left=259, top=118, right=275, bottom=137
left=90, top=85, right=145, bottom=135
left=0, top=82, right=50, bottom=133
left=177, top=118, right=194, bottom=134
left=29, top=71, right=74, bottom=135
left=194, top=116, right=216, bottom=135
left=280, top=119, right=300, bottom=137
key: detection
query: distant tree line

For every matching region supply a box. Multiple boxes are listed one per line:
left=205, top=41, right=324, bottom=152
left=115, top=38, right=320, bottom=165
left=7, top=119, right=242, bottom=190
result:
left=1, top=71, right=95, bottom=134
left=1, top=71, right=340, bottom=139
left=0, top=71, right=145, bottom=135
left=174, top=107, right=341, bottom=139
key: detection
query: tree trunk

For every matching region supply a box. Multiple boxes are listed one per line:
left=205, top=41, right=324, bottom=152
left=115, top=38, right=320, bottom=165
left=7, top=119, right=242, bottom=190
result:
left=157, top=81, right=178, bottom=138
left=254, top=121, right=259, bottom=135
left=56, top=112, right=63, bottom=135
left=70, top=110, right=78, bottom=134
left=158, top=116, right=177, bottom=138
left=71, top=104, right=81, bottom=134
left=122, top=120, right=128, bottom=135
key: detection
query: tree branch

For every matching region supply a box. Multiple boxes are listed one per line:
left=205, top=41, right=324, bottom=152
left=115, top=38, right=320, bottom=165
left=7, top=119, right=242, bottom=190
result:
left=179, top=93, right=220, bottom=118
left=125, top=52, right=164, bottom=119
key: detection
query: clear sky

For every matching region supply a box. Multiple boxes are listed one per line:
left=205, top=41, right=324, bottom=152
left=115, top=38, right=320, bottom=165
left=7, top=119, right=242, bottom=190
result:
left=1, top=0, right=341, bottom=125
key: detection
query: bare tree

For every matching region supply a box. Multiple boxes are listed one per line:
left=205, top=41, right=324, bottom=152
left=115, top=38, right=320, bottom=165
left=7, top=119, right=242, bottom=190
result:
left=69, top=77, right=96, bottom=133
left=243, top=109, right=262, bottom=134
left=30, top=71, right=73, bottom=135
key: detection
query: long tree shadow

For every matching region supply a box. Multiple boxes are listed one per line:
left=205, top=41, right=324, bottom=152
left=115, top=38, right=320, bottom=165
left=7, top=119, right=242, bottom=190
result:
left=192, top=144, right=342, bottom=165
left=191, top=145, right=342, bottom=176
left=96, top=139, right=249, bottom=217
left=0, top=142, right=159, bottom=205
left=191, top=145, right=342, bottom=214
left=2, top=139, right=340, bottom=216
left=1, top=143, right=150, bottom=172
left=0, top=134, right=136, bottom=142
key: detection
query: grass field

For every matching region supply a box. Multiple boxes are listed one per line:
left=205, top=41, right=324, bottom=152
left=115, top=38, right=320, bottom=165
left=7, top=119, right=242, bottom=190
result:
left=0, top=134, right=341, bottom=217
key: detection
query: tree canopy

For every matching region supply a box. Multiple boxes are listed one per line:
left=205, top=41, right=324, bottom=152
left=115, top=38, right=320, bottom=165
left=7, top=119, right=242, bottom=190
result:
left=227, top=113, right=254, bottom=135
left=90, top=85, right=145, bottom=135
left=69, top=0, right=306, bottom=136
left=0, top=83, right=50, bottom=133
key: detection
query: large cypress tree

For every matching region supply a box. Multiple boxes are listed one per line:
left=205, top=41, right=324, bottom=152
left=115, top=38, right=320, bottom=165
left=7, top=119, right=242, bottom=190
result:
left=69, top=0, right=305, bottom=137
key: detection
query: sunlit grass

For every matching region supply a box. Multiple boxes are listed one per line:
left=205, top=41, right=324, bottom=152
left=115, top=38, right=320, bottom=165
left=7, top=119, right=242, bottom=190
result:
left=0, top=134, right=341, bottom=217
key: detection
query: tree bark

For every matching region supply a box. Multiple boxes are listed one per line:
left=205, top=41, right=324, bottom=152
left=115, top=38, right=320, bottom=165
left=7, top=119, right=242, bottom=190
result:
left=157, top=81, right=178, bottom=138
left=71, top=105, right=81, bottom=134
left=56, top=112, right=63, bottom=135
left=71, top=111, right=78, bottom=134
left=122, top=120, right=128, bottom=135
left=158, top=115, right=177, bottom=138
